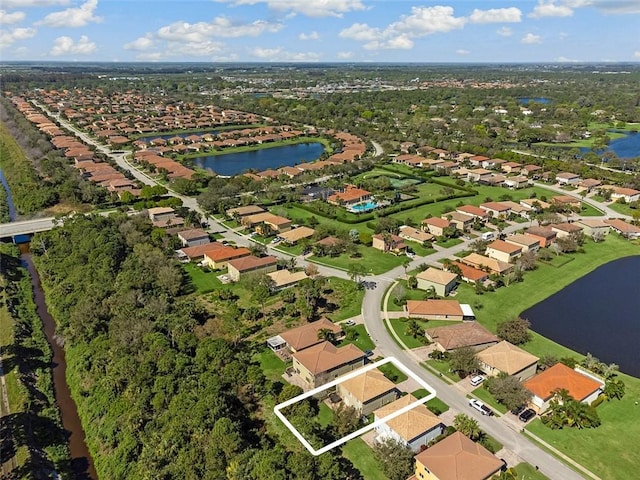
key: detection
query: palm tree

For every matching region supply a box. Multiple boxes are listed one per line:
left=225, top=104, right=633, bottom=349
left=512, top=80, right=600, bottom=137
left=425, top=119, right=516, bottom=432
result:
left=317, top=328, right=337, bottom=344
left=453, top=413, right=481, bottom=441
left=423, top=286, right=437, bottom=300
left=404, top=320, right=424, bottom=339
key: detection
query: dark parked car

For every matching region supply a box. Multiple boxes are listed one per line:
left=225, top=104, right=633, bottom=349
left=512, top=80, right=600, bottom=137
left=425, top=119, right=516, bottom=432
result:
left=510, top=404, right=525, bottom=416
left=518, top=408, right=536, bottom=423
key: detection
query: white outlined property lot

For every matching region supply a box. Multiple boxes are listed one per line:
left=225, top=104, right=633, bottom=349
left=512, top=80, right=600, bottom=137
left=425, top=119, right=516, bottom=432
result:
left=274, top=356, right=437, bottom=455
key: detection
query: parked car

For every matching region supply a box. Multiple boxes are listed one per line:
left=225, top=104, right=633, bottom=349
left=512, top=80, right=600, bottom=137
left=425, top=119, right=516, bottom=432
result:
left=364, top=350, right=374, bottom=357
left=345, top=320, right=356, bottom=326
left=518, top=408, right=536, bottom=423
left=510, top=404, right=525, bottom=416
left=470, top=375, right=485, bottom=386
left=469, top=398, right=493, bottom=416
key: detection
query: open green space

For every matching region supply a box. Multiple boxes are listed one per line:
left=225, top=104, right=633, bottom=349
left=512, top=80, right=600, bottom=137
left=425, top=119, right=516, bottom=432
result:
left=606, top=200, right=636, bottom=217
left=423, top=360, right=459, bottom=382
left=411, top=390, right=451, bottom=415
left=325, top=277, right=365, bottom=321
left=512, top=463, right=550, bottom=480
left=342, top=438, right=389, bottom=480
left=376, top=361, right=408, bottom=384
left=318, top=403, right=334, bottom=428
left=526, top=374, right=640, bottom=480
left=339, top=324, right=376, bottom=352
left=254, top=348, right=288, bottom=381
left=579, top=202, right=604, bottom=216
left=309, top=246, right=407, bottom=274
left=182, top=262, right=223, bottom=294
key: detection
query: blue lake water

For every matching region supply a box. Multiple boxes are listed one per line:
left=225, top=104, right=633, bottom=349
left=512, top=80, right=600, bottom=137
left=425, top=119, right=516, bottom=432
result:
left=192, top=142, right=325, bottom=176
left=518, top=97, right=551, bottom=104
left=521, top=256, right=640, bottom=378
left=580, top=131, right=640, bottom=159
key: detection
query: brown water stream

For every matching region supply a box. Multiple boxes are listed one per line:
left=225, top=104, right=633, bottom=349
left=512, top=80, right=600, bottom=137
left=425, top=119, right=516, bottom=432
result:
left=22, top=253, right=98, bottom=480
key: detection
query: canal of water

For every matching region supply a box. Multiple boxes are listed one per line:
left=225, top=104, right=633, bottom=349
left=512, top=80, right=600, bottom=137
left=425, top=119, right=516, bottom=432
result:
left=521, top=256, right=640, bottom=378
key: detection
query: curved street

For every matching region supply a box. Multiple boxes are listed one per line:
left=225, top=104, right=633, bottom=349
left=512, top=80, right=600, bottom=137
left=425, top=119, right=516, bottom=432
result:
left=29, top=103, right=626, bottom=479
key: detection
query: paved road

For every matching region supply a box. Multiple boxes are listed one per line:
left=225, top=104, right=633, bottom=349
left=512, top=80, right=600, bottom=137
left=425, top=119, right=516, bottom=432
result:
left=31, top=102, right=603, bottom=478
left=0, top=217, right=58, bottom=237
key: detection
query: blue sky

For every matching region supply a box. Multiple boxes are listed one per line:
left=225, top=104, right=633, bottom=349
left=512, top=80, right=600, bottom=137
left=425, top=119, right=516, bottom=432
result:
left=1, top=0, right=639, bottom=62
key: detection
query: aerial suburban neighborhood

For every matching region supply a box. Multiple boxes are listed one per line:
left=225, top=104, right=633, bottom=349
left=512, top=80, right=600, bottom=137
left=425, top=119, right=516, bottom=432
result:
left=1, top=51, right=640, bottom=480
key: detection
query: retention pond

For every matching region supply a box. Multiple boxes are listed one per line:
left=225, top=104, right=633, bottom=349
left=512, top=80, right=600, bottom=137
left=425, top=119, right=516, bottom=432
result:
left=521, top=255, right=640, bottom=378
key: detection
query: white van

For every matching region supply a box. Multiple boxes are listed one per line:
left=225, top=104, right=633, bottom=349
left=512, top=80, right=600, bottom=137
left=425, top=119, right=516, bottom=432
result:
left=481, top=231, right=496, bottom=241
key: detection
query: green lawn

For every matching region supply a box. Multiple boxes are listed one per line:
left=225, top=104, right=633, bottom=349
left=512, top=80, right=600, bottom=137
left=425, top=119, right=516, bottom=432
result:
left=325, top=277, right=365, bottom=321
left=318, top=403, right=334, bottom=428
left=309, top=246, right=407, bottom=274
left=386, top=281, right=425, bottom=312
left=182, top=262, right=223, bottom=294
left=579, top=202, right=604, bottom=216
left=342, top=438, right=389, bottom=480
left=387, top=318, right=429, bottom=349
left=512, top=463, right=550, bottom=480
left=339, top=324, right=375, bottom=352
left=525, top=373, right=640, bottom=480
left=423, top=360, right=459, bottom=382
left=472, top=386, right=508, bottom=414
left=410, top=391, right=451, bottom=415
left=606, top=200, right=636, bottom=216
left=482, top=434, right=503, bottom=454
left=435, top=237, right=464, bottom=248
left=376, top=362, right=408, bottom=384
left=254, top=348, right=287, bottom=381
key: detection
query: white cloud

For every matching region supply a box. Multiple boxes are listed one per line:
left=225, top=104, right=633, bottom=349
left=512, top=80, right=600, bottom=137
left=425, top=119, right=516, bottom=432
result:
left=497, top=26, right=513, bottom=37
left=565, top=0, right=640, bottom=14
left=529, top=1, right=574, bottom=18
left=165, top=40, right=226, bottom=57
left=0, top=27, right=36, bottom=48
left=215, top=0, right=366, bottom=18
left=634, top=51, right=640, bottom=58
left=37, top=0, right=102, bottom=28
left=157, top=17, right=282, bottom=41
left=522, top=33, right=542, bottom=44
left=456, top=49, right=470, bottom=55
left=556, top=56, right=579, bottom=62
left=468, top=7, right=522, bottom=24
left=3, top=0, right=69, bottom=8
left=251, top=46, right=321, bottom=61
left=50, top=35, right=96, bottom=56
left=337, top=51, right=353, bottom=59
left=340, top=6, right=465, bottom=51
left=299, top=31, right=318, bottom=40
left=0, top=10, right=26, bottom=24
left=124, top=34, right=154, bottom=51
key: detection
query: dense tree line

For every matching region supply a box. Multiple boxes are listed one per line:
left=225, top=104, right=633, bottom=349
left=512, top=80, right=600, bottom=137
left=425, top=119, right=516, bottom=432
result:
left=0, top=244, right=72, bottom=479
left=30, top=214, right=359, bottom=479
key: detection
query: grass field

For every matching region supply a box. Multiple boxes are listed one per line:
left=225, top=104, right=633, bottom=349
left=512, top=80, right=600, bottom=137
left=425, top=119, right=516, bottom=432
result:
left=342, top=438, right=389, bottom=480
left=410, top=390, right=450, bottom=415
left=254, top=348, right=288, bottom=381
left=182, top=262, right=223, bottom=294
left=324, top=277, right=365, bottom=321
left=309, top=246, right=407, bottom=274
left=377, top=362, right=408, bottom=384
left=512, top=463, right=550, bottom=480
left=339, top=324, right=376, bottom=352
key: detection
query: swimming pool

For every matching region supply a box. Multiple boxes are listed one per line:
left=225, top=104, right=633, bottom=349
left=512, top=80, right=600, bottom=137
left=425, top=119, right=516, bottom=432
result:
left=349, top=200, right=378, bottom=213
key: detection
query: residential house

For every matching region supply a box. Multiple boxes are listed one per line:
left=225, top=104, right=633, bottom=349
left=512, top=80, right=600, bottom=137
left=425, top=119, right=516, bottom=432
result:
left=456, top=205, right=489, bottom=221
left=467, top=168, right=493, bottom=183
left=372, top=234, right=408, bottom=255
left=441, top=211, right=474, bottom=231
left=525, top=226, right=556, bottom=247
left=524, top=363, right=604, bottom=413
left=481, top=158, right=505, bottom=170
left=499, top=201, right=532, bottom=218
left=605, top=218, right=640, bottom=239
left=486, top=240, right=523, bottom=264
left=406, top=300, right=475, bottom=321
left=503, top=176, right=530, bottom=189
left=202, top=246, right=251, bottom=270
left=337, top=368, right=398, bottom=416
left=276, top=318, right=344, bottom=354
left=226, top=255, right=278, bottom=282
left=480, top=174, right=506, bottom=187
left=449, top=261, right=489, bottom=285
left=551, top=195, right=581, bottom=210
left=477, top=341, right=539, bottom=381
left=292, top=341, right=365, bottom=389
left=412, top=431, right=504, bottom=480
left=468, top=155, right=490, bottom=167
left=267, top=269, right=309, bottom=290
left=501, top=161, right=522, bottom=174
left=600, top=185, right=640, bottom=203
left=177, top=229, right=210, bottom=247
left=505, top=234, right=540, bottom=253
left=521, top=164, right=542, bottom=177
left=226, top=205, right=265, bottom=219
left=416, top=268, right=458, bottom=297
left=520, top=198, right=550, bottom=212
left=550, top=223, right=583, bottom=239
left=425, top=322, right=499, bottom=352
left=575, top=219, right=610, bottom=238
left=399, top=225, right=434, bottom=244
left=327, top=185, right=372, bottom=206
left=277, top=226, right=315, bottom=245
left=422, top=217, right=452, bottom=237
left=242, top=212, right=292, bottom=235
left=148, top=206, right=176, bottom=223
left=556, top=172, right=581, bottom=185
left=177, top=243, right=224, bottom=261
left=374, top=395, right=444, bottom=452
left=480, top=201, right=511, bottom=219
left=460, top=253, right=513, bottom=275
left=579, top=178, right=602, bottom=192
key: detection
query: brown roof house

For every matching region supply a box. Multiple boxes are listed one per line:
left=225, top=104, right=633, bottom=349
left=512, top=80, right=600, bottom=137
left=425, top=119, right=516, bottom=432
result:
left=374, top=394, right=444, bottom=452
left=524, top=363, right=604, bottom=413
left=422, top=217, right=452, bottom=237
left=412, top=431, right=504, bottom=480
left=416, top=268, right=458, bottom=297
left=278, top=226, right=315, bottom=245
left=203, top=246, right=251, bottom=270
left=525, top=226, right=556, bottom=248
left=276, top=318, right=344, bottom=353
left=177, top=228, right=210, bottom=247
left=372, top=234, right=407, bottom=255
left=477, top=341, right=539, bottom=381
left=504, top=234, right=540, bottom=253
left=426, top=322, right=499, bottom=352
left=605, top=218, right=640, bottom=239
left=485, top=239, right=523, bottom=264
left=460, top=253, right=513, bottom=276
left=267, top=269, right=309, bottom=290
left=575, top=219, right=610, bottom=238
left=292, top=342, right=366, bottom=389
left=406, top=300, right=475, bottom=321
left=226, top=255, right=277, bottom=282
left=337, top=368, right=398, bottom=415
left=399, top=225, right=434, bottom=244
